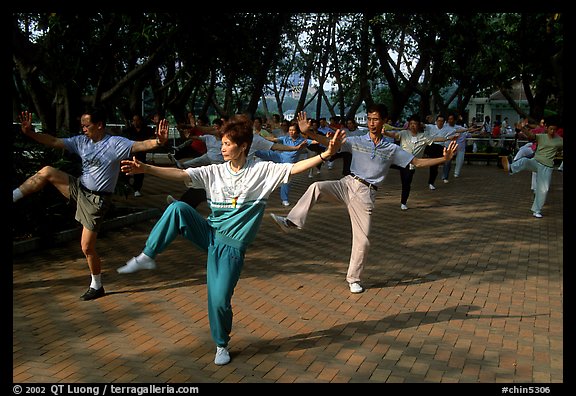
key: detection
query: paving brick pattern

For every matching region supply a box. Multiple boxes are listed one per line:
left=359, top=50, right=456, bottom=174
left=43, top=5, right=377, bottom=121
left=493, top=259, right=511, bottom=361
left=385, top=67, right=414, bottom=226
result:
left=12, top=160, right=563, bottom=383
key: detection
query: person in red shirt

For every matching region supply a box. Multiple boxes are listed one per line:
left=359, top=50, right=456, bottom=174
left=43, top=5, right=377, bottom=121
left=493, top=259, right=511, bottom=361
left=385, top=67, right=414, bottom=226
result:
left=491, top=121, right=501, bottom=138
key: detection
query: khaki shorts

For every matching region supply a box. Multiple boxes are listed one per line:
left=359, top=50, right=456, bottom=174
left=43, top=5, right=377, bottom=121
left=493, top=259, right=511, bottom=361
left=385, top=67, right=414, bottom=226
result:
left=68, top=176, right=112, bottom=232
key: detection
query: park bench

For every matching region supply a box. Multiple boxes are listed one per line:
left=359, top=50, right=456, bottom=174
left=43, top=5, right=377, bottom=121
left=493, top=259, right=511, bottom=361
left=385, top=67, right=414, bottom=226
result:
left=464, top=151, right=502, bottom=166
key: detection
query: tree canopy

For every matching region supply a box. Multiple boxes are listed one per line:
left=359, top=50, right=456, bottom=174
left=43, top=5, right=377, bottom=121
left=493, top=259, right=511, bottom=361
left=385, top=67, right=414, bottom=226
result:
left=13, top=12, right=563, bottom=132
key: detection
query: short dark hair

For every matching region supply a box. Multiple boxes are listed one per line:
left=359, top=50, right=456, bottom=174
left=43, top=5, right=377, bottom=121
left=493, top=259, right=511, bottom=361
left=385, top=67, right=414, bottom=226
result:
left=366, top=103, right=389, bottom=119
left=85, top=107, right=107, bottom=126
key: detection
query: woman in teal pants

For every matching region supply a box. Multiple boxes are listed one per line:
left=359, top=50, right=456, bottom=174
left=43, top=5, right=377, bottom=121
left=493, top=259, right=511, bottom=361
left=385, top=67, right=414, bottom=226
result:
left=117, top=114, right=344, bottom=365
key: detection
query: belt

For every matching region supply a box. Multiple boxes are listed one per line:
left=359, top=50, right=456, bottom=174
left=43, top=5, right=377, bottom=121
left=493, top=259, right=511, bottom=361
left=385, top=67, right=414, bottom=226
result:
left=80, top=182, right=113, bottom=196
left=350, top=174, right=378, bottom=191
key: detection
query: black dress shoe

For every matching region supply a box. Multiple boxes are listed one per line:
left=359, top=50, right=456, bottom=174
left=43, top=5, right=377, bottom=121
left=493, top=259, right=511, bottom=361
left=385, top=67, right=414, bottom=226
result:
left=80, top=286, right=105, bottom=301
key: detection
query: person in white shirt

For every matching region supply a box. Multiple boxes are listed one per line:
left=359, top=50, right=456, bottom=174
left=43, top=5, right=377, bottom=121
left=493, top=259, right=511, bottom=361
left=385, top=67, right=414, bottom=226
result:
left=116, top=114, right=345, bottom=366
left=422, top=114, right=457, bottom=189
left=170, top=132, right=224, bottom=169
left=383, top=114, right=454, bottom=210
left=441, top=113, right=481, bottom=183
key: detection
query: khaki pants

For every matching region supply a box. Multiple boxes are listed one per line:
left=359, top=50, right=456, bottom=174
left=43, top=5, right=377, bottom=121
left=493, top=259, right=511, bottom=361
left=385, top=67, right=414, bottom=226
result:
left=286, top=175, right=376, bottom=284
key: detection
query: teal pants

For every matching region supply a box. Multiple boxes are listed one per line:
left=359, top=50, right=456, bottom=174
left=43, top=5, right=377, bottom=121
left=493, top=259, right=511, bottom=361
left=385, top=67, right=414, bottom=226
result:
left=143, top=201, right=245, bottom=347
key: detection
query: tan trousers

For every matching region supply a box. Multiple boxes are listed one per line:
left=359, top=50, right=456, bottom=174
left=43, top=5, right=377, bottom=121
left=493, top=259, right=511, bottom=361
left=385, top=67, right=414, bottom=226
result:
left=286, top=175, right=376, bottom=284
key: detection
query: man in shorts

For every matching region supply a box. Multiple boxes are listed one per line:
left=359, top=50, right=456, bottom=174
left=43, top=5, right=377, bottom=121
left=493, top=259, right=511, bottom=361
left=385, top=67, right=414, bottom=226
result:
left=13, top=107, right=169, bottom=300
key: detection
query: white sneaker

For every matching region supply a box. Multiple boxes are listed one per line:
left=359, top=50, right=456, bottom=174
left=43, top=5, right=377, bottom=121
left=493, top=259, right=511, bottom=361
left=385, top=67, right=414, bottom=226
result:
left=134, top=191, right=143, bottom=197
left=349, top=282, right=364, bottom=294
left=443, top=179, right=449, bottom=184
left=166, top=195, right=178, bottom=204
left=117, top=256, right=157, bottom=274
left=214, top=346, right=230, bottom=365
left=429, top=184, right=436, bottom=190
left=533, top=212, right=543, bottom=218
left=282, top=201, right=290, bottom=207
left=270, top=213, right=299, bottom=233
left=400, top=204, right=408, bottom=211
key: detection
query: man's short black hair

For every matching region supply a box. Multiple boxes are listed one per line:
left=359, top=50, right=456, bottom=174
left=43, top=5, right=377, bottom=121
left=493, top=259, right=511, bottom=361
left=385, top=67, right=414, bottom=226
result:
left=366, top=104, right=389, bottom=119
left=86, top=106, right=107, bottom=126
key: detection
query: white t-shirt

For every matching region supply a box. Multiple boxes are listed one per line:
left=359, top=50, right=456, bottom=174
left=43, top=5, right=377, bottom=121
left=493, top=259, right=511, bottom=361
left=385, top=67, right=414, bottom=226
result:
left=184, top=159, right=293, bottom=247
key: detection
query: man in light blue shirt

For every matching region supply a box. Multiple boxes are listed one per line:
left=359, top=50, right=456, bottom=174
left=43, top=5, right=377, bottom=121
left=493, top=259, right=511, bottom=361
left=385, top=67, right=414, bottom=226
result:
left=270, top=104, right=457, bottom=294
left=14, top=108, right=168, bottom=301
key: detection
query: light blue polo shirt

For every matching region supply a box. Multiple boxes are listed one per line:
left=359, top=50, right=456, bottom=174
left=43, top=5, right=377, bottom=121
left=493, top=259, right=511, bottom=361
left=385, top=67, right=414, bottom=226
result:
left=340, top=133, right=413, bottom=187
left=63, top=134, right=134, bottom=193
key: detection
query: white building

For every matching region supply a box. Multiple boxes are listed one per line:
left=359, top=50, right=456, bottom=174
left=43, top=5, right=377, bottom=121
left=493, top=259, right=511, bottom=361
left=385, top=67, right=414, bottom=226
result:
left=465, top=80, right=530, bottom=126
left=283, top=109, right=296, bottom=121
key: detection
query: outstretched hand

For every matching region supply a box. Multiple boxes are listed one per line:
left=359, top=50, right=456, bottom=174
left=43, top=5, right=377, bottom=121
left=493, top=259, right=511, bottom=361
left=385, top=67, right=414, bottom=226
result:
left=156, top=119, right=169, bottom=144
left=19, top=111, right=34, bottom=135
left=296, top=140, right=308, bottom=151
left=121, top=156, right=146, bottom=175
left=443, top=140, right=458, bottom=161
left=297, top=111, right=312, bottom=136
left=326, top=129, right=346, bottom=156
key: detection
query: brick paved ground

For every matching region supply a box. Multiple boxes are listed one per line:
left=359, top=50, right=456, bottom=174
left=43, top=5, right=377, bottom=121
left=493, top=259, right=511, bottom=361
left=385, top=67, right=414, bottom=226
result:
left=12, top=159, right=565, bottom=385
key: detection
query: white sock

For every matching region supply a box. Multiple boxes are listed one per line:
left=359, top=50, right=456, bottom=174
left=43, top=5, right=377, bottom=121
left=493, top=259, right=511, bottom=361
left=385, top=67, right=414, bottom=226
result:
left=136, top=252, right=153, bottom=263
left=90, top=274, right=102, bottom=290
left=13, top=188, right=23, bottom=202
